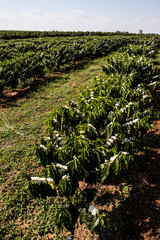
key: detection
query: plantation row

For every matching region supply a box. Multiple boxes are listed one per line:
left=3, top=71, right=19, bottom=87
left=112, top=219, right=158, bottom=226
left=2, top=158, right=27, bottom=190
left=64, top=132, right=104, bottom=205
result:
left=0, top=37, right=87, bottom=61
left=28, top=39, right=159, bottom=235
left=0, top=36, right=140, bottom=93
left=0, top=30, right=152, bottom=40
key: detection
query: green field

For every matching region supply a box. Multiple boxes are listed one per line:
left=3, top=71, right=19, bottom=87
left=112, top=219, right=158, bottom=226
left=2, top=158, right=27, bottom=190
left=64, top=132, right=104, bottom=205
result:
left=0, top=33, right=160, bottom=239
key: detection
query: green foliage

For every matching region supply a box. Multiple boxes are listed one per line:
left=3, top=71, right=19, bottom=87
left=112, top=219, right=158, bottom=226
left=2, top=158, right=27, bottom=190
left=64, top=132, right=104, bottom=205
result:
left=0, top=36, right=138, bottom=93
left=28, top=39, right=159, bottom=236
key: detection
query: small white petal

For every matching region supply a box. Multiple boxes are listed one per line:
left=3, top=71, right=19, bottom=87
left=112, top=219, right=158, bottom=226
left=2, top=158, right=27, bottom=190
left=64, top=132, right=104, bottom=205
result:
left=107, top=138, right=114, bottom=144
left=31, top=177, right=54, bottom=184
left=62, top=175, right=70, bottom=180
left=122, top=151, right=129, bottom=155
left=110, top=154, right=118, bottom=163
left=40, top=144, right=47, bottom=151
left=88, top=205, right=99, bottom=216
left=56, top=163, right=68, bottom=171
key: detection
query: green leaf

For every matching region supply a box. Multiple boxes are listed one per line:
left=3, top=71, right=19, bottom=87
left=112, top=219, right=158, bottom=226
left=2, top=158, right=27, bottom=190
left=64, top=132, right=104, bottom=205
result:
left=80, top=208, right=87, bottom=223
left=111, top=157, right=119, bottom=174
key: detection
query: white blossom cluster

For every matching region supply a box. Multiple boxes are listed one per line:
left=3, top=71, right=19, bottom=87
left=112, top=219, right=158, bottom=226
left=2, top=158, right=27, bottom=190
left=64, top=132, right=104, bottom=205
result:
left=147, top=81, right=157, bottom=87
left=88, top=205, right=99, bottom=216
left=90, top=91, right=94, bottom=100
left=106, top=121, right=113, bottom=128
left=122, top=137, right=134, bottom=143
left=44, top=136, right=51, bottom=141
left=56, top=163, right=68, bottom=171
left=108, top=102, right=136, bottom=122
left=116, top=102, right=135, bottom=114
left=74, top=108, right=80, bottom=114
left=143, top=94, right=149, bottom=99
left=87, top=123, right=98, bottom=133
left=110, top=151, right=129, bottom=163
left=64, top=105, right=69, bottom=109
left=31, top=177, right=54, bottom=184
left=100, top=151, right=129, bottom=169
left=110, top=154, right=119, bottom=163
left=106, top=134, right=118, bottom=147
left=141, top=109, right=149, bottom=115
left=135, top=85, right=144, bottom=93
left=62, top=175, right=70, bottom=180
left=122, top=118, right=139, bottom=127
left=40, top=144, right=47, bottom=151
left=115, top=102, right=120, bottom=107
left=134, top=86, right=151, bottom=103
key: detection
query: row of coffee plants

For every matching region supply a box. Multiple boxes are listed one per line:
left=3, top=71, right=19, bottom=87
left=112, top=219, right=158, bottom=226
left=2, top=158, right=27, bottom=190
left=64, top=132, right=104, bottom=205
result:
left=0, top=37, right=138, bottom=93
left=28, top=39, right=159, bottom=236
left=0, top=30, right=149, bottom=40
left=0, top=37, right=79, bottom=61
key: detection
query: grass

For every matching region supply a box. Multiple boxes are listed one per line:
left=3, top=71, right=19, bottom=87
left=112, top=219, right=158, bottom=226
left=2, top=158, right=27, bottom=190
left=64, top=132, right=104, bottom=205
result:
left=0, top=55, right=112, bottom=239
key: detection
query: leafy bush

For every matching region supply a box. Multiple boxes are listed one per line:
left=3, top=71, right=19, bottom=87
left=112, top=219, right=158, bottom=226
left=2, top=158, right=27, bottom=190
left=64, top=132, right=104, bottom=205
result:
left=28, top=39, right=159, bottom=236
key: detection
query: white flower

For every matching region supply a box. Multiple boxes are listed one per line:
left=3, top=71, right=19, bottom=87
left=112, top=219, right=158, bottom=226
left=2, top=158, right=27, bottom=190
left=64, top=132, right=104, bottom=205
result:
left=106, top=141, right=111, bottom=146
left=31, top=177, right=54, bottom=184
left=56, top=163, right=68, bottom=171
left=148, top=81, right=157, bottom=86
left=62, top=175, right=70, bottom=180
left=110, top=154, right=118, bottom=163
left=57, top=137, right=62, bottom=141
left=40, top=144, right=47, bottom=151
left=123, top=118, right=139, bottom=127
left=44, top=136, right=51, bottom=141
left=80, top=131, right=84, bottom=134
left=142, top=110, right=148, bottom=115
left=52, top=118, right=57, bottom=123
left=122, top=151, right=129, bottom=155
left=115, top=103, right=119, bottom=107
left=132, top=118, right=139, bottom=124
left=122, top=137, right=134, bottom=143
left=107, top=122, right=113, bottom=127
left=143, top=95, right=148, bottom=99
left=88, top=205, right=99, bottom=216
left=120, top=108, right=126, bottom=113
left=64, top=105, right=69, bottom=109
left=100, top=163, right=104, bottom=169
left=75, top=109, right=80, bottom=114
left=108, top=138, right=114, bottom=144
left=111, top=136, right=117, bottom=141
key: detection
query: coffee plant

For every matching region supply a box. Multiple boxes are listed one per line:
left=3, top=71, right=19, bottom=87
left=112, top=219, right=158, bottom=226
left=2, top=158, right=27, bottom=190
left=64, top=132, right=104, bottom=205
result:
left=28, top=38, right=159, bottom=236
